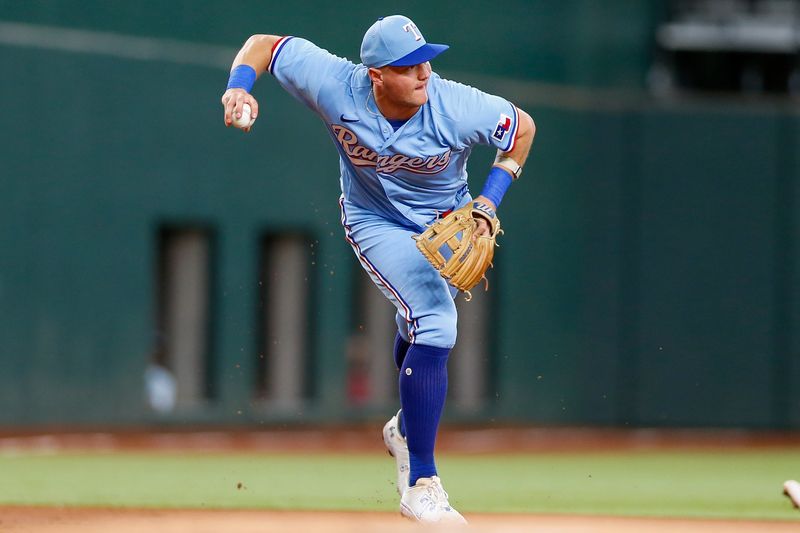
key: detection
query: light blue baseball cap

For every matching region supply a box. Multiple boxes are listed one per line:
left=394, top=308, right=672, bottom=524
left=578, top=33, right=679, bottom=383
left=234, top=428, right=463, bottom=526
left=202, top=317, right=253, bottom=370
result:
left=360, top=15, right=449, bottom=68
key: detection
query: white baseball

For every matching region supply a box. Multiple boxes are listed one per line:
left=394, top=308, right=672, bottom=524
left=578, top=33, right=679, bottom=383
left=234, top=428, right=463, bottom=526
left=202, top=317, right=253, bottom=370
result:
left=232, top=103, right=256, bottom=129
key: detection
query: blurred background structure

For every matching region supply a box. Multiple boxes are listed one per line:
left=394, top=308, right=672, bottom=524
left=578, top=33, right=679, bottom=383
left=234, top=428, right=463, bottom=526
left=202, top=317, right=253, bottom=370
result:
left=0, top=0, right=798, bottom=429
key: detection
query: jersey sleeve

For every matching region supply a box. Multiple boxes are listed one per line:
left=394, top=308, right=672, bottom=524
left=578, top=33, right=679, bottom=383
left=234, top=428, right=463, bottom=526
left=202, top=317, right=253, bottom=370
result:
left=440, top=78, right=519, bottom=152
left=268, top=37, right=356, bottom=110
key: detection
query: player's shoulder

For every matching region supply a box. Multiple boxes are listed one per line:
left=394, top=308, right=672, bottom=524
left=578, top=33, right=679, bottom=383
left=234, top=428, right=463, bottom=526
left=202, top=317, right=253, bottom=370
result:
left=427, top=73, right=494, bottom=120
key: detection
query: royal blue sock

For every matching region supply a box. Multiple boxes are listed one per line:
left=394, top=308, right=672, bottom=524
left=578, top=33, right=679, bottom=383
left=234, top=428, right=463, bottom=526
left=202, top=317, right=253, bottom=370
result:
left=399, top=343, right=449, bottom=486
left=393, top=333, right=411, bottom=438
left=393, top=332, right=411, bottom=370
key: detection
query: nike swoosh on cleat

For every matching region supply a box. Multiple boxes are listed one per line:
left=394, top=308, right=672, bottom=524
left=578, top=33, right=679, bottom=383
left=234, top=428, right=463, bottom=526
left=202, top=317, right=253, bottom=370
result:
left=340, top=114, right=359, bottom=123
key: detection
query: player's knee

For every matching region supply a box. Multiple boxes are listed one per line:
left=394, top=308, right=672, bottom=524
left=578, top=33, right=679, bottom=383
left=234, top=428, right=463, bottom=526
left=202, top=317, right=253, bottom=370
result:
left=413, top=306, right=458, bottom=349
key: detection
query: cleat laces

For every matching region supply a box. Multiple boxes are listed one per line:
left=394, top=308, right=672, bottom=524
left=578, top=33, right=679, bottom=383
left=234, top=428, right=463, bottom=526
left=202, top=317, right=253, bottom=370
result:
left=419, top=477, right=453, bottom=514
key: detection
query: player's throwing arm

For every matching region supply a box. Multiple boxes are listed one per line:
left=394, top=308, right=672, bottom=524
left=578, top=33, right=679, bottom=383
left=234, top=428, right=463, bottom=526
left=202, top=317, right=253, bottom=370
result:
left=220, top=34, right=282, bottom=132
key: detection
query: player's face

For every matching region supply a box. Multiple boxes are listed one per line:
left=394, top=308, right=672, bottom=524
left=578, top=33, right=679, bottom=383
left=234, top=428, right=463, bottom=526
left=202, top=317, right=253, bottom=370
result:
left=380, top=62, right=432, bottom=108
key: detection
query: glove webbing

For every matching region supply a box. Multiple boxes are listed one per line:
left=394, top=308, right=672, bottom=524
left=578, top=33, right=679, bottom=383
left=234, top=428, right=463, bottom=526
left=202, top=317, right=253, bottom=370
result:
left=414, top=205, right=500, bottom=300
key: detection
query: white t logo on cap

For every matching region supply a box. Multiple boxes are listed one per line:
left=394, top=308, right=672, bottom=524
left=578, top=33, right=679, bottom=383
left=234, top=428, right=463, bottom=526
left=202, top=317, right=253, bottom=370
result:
left=403, top=22, right=422, bottom=41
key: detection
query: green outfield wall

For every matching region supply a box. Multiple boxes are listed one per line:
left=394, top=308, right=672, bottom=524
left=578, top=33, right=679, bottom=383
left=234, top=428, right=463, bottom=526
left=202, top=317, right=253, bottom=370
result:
left=1, top=1, right=798, bottom=427
left=0, top=0, right=661, bottom=89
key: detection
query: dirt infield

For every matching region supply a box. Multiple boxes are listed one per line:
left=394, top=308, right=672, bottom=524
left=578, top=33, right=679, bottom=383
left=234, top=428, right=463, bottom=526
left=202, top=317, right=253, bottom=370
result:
left=3, top=425, right=800, bottom=454
left=1, top=507, right=798, bottom=533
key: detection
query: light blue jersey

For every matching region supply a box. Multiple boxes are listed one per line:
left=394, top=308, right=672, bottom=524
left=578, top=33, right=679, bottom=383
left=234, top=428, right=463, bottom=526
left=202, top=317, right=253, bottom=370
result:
left=269, top=37, right=519, bottom=229
left=266, top=35, right=521, bottom=347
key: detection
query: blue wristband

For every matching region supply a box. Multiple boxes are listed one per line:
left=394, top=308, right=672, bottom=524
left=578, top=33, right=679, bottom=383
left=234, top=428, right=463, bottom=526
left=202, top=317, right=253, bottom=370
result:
left=226, top=64, right=256, bottom=92
left=480, top=166, right=514, bottom=208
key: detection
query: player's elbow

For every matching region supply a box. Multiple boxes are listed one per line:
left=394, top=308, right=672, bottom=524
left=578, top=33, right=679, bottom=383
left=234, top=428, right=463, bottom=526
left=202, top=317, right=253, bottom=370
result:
left=517, top=108, right=535, bottom=143
left=243, top=34, right=282, bottom=53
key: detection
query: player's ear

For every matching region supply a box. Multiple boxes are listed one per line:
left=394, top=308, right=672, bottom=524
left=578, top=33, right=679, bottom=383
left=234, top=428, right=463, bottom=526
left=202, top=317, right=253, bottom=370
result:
left=367, top=67, right=383, bottom=87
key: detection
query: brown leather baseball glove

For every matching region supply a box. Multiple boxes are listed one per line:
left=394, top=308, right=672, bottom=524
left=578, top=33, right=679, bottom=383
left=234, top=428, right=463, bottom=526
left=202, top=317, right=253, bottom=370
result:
left=413, top=201, right=502, bottom=300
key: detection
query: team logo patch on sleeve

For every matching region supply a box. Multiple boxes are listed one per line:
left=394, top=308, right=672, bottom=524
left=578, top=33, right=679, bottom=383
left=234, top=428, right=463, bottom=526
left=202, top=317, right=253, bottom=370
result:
left=492, top=114, right=513, bottom=142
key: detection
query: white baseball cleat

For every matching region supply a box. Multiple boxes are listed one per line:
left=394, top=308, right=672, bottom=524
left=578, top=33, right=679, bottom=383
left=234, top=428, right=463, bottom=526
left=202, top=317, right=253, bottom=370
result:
left=382, top=409, right=410, bottom=495
left=400, top=476, right=468, bottom=525
left=784, top=480, right=800, bottom=508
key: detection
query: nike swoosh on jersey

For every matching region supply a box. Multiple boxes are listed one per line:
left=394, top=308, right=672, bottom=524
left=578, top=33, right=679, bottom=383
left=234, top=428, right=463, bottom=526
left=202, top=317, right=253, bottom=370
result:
left=340, top=114, right=360, bottom=123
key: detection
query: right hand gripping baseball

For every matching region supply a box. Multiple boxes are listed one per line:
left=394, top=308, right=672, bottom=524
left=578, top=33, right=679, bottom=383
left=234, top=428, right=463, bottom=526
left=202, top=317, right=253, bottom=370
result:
left=413, top=203, right=502, bottom=300
left=221, top=88, right=259, bottom=132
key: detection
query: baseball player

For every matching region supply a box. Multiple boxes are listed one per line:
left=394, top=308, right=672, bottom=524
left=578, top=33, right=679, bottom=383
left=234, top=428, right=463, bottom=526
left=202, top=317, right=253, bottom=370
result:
left=221, top=15, right=535, bottom=524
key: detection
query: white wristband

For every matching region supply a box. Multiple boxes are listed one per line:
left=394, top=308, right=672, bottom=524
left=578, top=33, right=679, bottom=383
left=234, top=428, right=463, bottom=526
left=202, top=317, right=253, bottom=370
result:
left=494, top=155, right=523, bottom=180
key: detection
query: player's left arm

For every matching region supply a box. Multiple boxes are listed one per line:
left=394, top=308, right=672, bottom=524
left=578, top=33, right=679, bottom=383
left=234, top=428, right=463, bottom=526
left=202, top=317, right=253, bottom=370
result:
left=474, top=106, right=536, bottom=236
